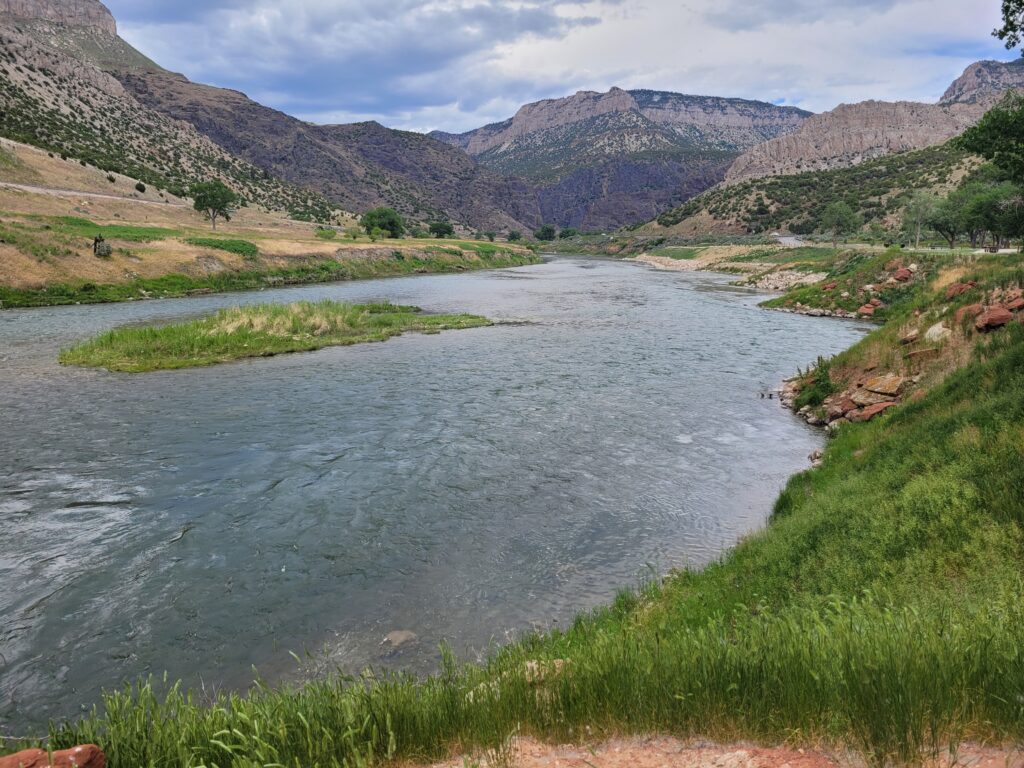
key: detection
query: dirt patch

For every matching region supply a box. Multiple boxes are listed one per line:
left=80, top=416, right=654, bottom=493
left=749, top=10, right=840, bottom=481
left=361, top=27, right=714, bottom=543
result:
left=424, top=738, right=1023, bottom=768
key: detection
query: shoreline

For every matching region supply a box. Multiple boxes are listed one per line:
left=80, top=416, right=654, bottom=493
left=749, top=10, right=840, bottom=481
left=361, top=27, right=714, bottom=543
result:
left=0, top=248, right=542, bottom=310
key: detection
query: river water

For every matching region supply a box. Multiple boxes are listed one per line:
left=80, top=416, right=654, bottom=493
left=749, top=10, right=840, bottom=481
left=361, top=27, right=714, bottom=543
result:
left=0, top=256, right=867, bottom=730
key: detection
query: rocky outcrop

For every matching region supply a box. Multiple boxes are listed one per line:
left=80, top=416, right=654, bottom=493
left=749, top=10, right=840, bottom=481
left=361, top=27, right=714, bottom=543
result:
left=0, top=0, right=115, bottom=34
left=941, top=59, right=1024, bottom=104
left=725, top=100, right=989, bottom=184
left=432, top=88, right=808, bottom=229
left=0, top=745, right=105, bottom=768
left=723, top=58, right=1024, bottom=186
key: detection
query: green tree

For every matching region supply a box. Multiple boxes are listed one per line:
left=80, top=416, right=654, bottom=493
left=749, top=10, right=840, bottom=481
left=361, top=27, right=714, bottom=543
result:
left=558, top=227, right=580, bottom=239
left=534, top=224, right=557, bottom=241
left=819, top=202, right=860, bottom=247
left=995, top=0, right=1024, bottom=49
left=429, top=221, right=455, bottom=238
left=360, top=207, right=405, bottom=238
left=507, top=231, right=522, bottom=242
left=903, top=192, right=939, bottom=250
left=189, top=180, right=237, bottom=230
left=957, top=93, right=1024, bottom=185
left=483, top=231, right=496, bottom=242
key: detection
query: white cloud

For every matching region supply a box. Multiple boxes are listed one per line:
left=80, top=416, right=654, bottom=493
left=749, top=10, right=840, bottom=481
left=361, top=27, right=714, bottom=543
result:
left=112, top=0, right=1010, bottom=133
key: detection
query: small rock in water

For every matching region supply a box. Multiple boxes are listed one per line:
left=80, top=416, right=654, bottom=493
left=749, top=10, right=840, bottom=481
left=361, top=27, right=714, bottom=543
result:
left=382, top=630, right=418, bottom=650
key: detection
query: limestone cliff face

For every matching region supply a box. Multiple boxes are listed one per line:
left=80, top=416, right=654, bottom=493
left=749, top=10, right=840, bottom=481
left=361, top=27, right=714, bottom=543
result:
left=432, top=87, right=809, bottom=228
left=941, top=59, right=1024, bottom=104
left=0, top=0, right=115, bottom=35
left=723, top=59, right=1024, bottom=186
left=725, top=100, right=988, bottom=183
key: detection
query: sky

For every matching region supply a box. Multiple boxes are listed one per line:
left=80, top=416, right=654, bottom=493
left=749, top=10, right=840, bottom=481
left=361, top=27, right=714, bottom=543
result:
left=105, top=0, right=1013, bottom=134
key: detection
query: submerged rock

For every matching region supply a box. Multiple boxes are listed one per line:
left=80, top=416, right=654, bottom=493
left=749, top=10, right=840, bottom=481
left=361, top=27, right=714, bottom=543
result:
left=382, top=630, right=418, bottom=650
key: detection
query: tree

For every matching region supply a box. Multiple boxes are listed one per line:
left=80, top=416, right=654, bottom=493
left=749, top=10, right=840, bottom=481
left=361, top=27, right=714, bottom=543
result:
left=534, top=224, right=557, bottom=241
left=957, top=93, right=1024, bottom=186
left=995, top=0, right=1024, bottom=49
left=429, top=220, right=454, bottom=238
left=819, top=202, right=860, bottom=247
left=559, top=227, right=580, bottom=239
left=903, top=192, right=938, bottom=250
left=483, top=231, right=496, bottom=242
left=507, top=231, right=522, bottom=242
left=189, top=180, right=237, bottom=230
left=360, top=207, right=405, bottom=238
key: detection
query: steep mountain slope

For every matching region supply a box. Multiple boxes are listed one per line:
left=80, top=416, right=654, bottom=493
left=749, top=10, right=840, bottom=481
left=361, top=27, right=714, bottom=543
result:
left=0, top=0, right=541, bottom=232
left=116, top=70, right=540, bottom=232
left=723, top=60, right=1024, bottom=186
left=0, top=18, right=337, bottom=221
left=652, top=142, right=974, bottom=235
left=432, top=88, right=809, bottom=230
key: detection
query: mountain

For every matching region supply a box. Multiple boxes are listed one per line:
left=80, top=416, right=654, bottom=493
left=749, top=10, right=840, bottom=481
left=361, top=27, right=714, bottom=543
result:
left=722, top=60, right=1024, bottom=186
left=0, top=0, right=541, bottom=231
left=431, top=88, right=809, bottom=230
left=116, top=70, right=541, bottom=232
left=0, top=9, right=337, bottom=220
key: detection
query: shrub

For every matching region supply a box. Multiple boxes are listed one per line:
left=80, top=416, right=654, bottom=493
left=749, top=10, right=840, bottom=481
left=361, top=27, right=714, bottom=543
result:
left=360, top=207, right=405, bottom=238
left=106, top=174, right=116, bottom=183
left=429, top=221, right=455, bottom=239
left=135, top=182, right=146, bottom=193
left=315, top=227, right=338, bottom=240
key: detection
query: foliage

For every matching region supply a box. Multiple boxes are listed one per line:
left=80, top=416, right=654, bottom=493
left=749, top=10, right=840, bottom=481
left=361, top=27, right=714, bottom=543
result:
left=134, top=182, right=146, bottom=194
left=558, top=227, right=580, bottom=239
left=60, top=301, right=491, bottom=372
left=315, top=227, right=338, bottom=240
left=361, top=207, right=406, bottom=239
left=957, top=93, right=1024, bottom=185
left=902, top=192, right=939, bottom=249
left=534, top=224, right=557, bottom=241
left=189, top=180, right=237, bottom=229
left=819, top=201, right=861, bottom=246
left=428, top=220, right=455, bottom=238
left=483, top=231, right=496, bottom=242
left=185, top=238, right=259, bottom=259
left=994, top=0, right=1024, bottom=49
left=507, top=231, right=522, bottom=242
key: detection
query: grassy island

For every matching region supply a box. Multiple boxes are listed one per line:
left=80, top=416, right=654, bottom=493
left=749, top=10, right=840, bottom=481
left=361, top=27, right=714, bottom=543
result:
left=59, top=300, right=491, bottom=372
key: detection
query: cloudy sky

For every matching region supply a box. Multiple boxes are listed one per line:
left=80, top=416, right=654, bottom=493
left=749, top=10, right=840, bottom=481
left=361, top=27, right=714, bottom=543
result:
left=105, top=0, right=1012, bottom=133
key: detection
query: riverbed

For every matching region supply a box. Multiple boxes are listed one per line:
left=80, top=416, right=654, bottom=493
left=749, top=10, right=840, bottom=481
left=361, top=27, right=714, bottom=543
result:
left=0, top=256, right=867, bottom=730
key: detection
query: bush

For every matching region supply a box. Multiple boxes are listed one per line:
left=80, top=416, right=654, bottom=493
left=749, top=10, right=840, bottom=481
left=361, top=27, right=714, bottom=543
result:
left=534, top=224, right=556, bottom=241
left=135, top=182, right=146, bottom=194
left=106, top=174, right=116, bottom=184
left=360, top=207, right=405, bottom=238
left=507, top=231, right=522, bottom=242
left=429, top=221, right=455, bottom=239
left=315, top=227, right=337, bottom=240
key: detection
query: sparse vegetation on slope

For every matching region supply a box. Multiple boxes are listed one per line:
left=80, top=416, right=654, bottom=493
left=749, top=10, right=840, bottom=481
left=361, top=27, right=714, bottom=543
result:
left=657, top=143, right=973, bottom=234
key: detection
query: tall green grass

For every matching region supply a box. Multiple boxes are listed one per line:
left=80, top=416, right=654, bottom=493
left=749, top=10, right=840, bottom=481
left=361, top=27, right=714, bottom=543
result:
left=186, top=238, right=260, bottom=258
left=14, top=312, right=1024, bottom=765
left=59, top=301, right=491, bottom=372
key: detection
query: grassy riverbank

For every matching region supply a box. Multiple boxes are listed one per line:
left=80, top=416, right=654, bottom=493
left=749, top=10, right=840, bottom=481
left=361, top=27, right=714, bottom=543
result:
left=0, top=245, right=539, bottom=309
left=60, top=301, right=491, bottom=372
left=8, top=250, right=1024, bottom=767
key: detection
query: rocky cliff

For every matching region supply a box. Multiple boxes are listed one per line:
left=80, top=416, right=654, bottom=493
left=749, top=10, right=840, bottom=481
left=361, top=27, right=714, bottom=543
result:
left=0, top=0, right=115, bottom=35
left=432, top=88, right=809, bottom=229
left=724, top=100, right=988, bottom=183
left=724, top=60, right=1023, bottom=186
left=940, top=59, right=1024, bottom=104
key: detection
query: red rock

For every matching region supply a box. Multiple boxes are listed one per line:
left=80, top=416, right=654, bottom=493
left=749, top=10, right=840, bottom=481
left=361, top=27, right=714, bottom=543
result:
left=945, top=283, right=973, bottom=300
left=975, top=306, right=1014, bottom=332
left=955, top=303, right=984, bottom=324
left=1006, top=297, right=1024, bottom=312
left=0, top=746, right=105, bottom=768
left=893, top=268, right=913, bottom=282
left=838, top=397, right=858, bottom=415
left=851, top=402, right=897, bottom=422
left=823, top=282, right=838, bottom=291
left=857, top=304, right=875, bottom=316
left=869, top=298, right=883, bottom=307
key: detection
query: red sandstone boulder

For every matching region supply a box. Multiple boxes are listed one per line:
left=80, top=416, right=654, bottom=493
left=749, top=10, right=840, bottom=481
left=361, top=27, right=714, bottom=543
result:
left=823, top=282, right=838, bottom=291
left=0, top=746, right=105, bottom=768
left=975, top=306, right=1014, bottom=332
left=945, top=282, right=976, bottom=300
left=858, top=304, right=875, bottom=316
left=869, top=298, right=883, bottom=307
left=851, top=402, right=897, bottom=422
left=1006, top=297, right=1024, bottom=312
left=955, top=303, right=984, bottom=324
left=893, top=268, right=913, bottom=282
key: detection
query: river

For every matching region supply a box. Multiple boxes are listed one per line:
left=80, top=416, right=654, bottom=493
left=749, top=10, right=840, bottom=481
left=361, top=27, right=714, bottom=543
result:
left=0, top=255, right=867, bottom=730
